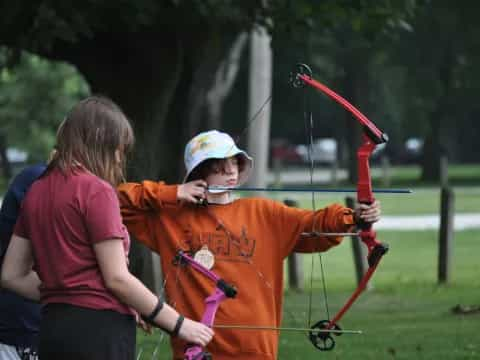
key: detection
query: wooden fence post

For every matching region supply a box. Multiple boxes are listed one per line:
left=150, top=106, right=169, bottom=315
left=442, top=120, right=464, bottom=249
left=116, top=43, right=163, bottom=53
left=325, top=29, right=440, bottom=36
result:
left=345, top=196, right=370, bottom=287
left=284, top=199, right=303, bottom=291
left=273, top=156, right=282, bottom=188
left=438, top=187, right=455, bottom=284
left=440, top=155, right=449, bottom=188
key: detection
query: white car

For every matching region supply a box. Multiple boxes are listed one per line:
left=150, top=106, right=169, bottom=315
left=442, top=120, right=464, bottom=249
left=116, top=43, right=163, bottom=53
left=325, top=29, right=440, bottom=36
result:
left=296, top=138, right=337, bottom=164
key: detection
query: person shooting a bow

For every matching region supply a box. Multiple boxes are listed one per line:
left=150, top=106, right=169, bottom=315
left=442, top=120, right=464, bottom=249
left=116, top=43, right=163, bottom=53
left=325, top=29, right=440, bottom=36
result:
left=118, top=129, right=381, bottom=360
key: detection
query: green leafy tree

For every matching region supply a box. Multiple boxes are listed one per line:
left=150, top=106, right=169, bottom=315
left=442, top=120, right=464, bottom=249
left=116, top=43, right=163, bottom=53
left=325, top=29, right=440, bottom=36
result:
left=388, top=0, right=480, bottom=180
left=0, top=50, right=88, bottom=178
left=0, top=0, right=422, bottom=283
left=0, top=0, right=417, bottom=182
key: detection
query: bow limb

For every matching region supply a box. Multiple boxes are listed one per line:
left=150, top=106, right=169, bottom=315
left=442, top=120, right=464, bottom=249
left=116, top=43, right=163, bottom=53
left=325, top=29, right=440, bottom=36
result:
left=291, top=63, right=390, bottom=350
left=175, top=251, right=237, bottom=360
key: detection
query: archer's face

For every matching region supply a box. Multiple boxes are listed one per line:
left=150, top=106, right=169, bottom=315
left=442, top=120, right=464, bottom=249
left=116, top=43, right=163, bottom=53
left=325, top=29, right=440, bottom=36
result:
left=205, top=157, right=239, bottom=187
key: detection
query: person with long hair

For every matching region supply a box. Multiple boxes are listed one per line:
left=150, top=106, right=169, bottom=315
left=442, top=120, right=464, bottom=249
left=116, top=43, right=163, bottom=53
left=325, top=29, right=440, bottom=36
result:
left=1, top=96, right=213, bottom=360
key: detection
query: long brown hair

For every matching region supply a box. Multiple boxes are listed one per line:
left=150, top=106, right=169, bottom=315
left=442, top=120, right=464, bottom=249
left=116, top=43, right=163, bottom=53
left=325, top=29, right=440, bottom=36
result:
left=49, top=96, right=134, bottom=186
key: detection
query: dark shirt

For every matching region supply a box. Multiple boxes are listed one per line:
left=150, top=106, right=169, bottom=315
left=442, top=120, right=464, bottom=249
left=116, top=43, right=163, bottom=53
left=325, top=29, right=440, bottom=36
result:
left=0, top=164, right=45, bottom=348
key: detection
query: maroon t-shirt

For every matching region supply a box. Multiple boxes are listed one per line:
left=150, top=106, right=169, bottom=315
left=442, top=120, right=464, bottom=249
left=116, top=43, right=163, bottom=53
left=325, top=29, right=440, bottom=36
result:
left=14, top=167, right=132, bottom=315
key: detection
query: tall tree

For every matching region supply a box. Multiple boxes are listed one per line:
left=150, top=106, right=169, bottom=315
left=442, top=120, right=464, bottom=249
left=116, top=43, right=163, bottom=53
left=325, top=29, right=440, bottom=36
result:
left=0, top=0, right=421, bottom=284
left=0, top=0, right=415, bottom=182
left=0, top=50, right=88, bottom=179
left=390, top=0, right=480, bottom=180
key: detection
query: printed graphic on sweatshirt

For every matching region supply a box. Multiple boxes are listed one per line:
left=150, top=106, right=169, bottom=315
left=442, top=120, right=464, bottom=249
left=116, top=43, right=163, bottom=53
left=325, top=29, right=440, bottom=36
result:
left=183, top=224, right=256, bottom=263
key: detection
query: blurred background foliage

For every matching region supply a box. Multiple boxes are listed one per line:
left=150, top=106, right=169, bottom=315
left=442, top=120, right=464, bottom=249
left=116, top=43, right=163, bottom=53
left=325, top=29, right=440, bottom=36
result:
left=0, top=52, right=88, bottom=165
left=1, top=4, right=479, bottom=357
left=0, top=0, right=479, bottom=181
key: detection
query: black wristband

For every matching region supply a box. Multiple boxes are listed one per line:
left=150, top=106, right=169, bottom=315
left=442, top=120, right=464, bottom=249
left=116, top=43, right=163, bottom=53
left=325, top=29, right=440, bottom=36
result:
left=141, top=298, right=164, bottom=325
left=171, top=314, right=185, bottom=337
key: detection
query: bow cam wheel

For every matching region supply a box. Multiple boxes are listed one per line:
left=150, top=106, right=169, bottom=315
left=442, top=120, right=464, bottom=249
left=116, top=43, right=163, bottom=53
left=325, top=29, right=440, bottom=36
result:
left=308, top=319, right=342, bottom=351
left=289, top=63, right=312, bottom=88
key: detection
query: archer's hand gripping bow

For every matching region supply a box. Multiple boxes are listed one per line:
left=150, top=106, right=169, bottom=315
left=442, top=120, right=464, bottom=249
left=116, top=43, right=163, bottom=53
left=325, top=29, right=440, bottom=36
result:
left=174, top=251, right=237, bottom=360
left=291, top=63, right=389, bottom=351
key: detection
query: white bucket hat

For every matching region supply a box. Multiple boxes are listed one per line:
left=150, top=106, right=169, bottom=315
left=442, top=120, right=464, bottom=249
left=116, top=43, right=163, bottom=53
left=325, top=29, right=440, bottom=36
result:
left=184, top=130, right=253, bottom=185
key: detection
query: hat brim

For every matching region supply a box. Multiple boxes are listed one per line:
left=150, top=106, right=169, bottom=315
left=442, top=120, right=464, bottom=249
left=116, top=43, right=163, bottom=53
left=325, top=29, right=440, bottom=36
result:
left=184, top=151, right=253, bottom=186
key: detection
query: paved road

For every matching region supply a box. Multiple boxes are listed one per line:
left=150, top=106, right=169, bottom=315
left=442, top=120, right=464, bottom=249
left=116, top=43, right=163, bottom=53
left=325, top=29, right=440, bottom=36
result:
left=377, top=213, right=480, bottom=231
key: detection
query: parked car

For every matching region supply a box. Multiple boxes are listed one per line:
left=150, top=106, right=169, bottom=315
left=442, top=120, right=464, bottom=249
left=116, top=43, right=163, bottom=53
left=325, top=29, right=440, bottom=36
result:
left=398, top=137, right=424, bottom=164
left=270, top=139, right=303, bottom=164
left=296, top=138, right=337, bottom=165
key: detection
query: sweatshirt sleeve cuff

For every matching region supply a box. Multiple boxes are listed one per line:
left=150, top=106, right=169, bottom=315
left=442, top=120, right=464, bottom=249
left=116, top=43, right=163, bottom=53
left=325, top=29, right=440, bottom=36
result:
left=342, top=208, right=356, bottom=231
left=155, top=184, right=178, bottom=205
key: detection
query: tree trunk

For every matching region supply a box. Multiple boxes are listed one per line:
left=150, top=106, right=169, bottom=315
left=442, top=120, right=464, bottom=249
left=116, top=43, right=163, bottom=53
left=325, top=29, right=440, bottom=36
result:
left=43, top=30, right=226, bottom=284
left=341, top=64, right=366, bottom=184
left=0, top=132, right=12, bottom=180
left=179, top=30, right=247, bottom=179
left=35, top=28, right=245, bottom=286
left=247, top=26, right=273, bottom=188
left=421, top=42, right=454, bottom=182
left=206, top=32, right=248, bottom=129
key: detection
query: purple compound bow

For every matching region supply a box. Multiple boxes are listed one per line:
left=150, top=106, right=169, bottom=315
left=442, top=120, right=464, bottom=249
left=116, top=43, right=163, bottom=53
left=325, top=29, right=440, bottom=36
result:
left=174, top=251, right=237, bottom=360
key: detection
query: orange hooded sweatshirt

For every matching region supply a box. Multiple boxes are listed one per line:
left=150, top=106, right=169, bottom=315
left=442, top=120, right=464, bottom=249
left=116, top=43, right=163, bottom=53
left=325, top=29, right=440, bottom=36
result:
left=118, top=181, right=355, bottom=360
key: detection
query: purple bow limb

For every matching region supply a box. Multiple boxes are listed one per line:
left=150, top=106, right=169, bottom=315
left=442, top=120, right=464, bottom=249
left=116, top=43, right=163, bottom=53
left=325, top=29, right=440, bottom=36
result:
left=175, top=251, right=237, bottom=360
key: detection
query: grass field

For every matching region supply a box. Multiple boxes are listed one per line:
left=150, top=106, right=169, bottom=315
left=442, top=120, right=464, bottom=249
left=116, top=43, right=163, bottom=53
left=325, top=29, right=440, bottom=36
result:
left=136, top=229, right=480, bottom=359
left=1, top=164, right=478, bottom=359
left=262, top=186, right=480, bottom=215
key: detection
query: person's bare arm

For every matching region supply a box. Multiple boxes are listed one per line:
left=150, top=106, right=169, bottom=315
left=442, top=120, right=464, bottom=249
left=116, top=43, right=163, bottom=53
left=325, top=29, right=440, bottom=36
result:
left=1, top=235, right=41, bottom=301
left=94, top=239, right=213, bottom=345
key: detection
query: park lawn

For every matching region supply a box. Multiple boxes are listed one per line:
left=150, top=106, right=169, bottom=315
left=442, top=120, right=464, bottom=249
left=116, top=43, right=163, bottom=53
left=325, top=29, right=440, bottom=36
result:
left=137, top=229, right=480, bottom=359
left=279, top=229, right=479, bottom=359
left=262, top=163, right=480, bottom=214
left=384, top=164, right=480, bottom=186
left=263, top=186, right=480, bottom=215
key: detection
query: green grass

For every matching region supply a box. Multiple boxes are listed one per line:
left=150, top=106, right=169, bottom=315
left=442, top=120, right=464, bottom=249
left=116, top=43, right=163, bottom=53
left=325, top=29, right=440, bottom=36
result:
left=279, top=230, right=480, bottom=359
left=137, top=229, right=480, bottom=359
left=384, top=164, right=480, bottom=186
left=301, top=230, right=480, bottom=290
left=277, top=164, right=480, bottom=188
left=250, top=164, right=480, bottom=215
left=259, top=186, right=480, bottom=215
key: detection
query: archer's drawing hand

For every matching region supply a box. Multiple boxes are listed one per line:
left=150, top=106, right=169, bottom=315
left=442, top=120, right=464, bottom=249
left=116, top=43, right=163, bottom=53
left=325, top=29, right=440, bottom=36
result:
left=355, top=200, right=381, bottom=224
left=178, top=318, right=214, bottom=346
left=177, top=180, right=207, bottom=204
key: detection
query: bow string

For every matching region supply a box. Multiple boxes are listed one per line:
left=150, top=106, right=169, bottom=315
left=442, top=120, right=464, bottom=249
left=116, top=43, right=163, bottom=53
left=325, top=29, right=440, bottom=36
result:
left=290, top=63, right=390, bottom=350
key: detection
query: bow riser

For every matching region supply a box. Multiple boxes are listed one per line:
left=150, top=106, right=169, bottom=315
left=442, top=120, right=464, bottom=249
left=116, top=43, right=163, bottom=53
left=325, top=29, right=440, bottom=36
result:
left=185, top=290, right=229, bottom=360
left=357, top=134, right=389, bottom=265
left=357, top=134, right=376, bottom=205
